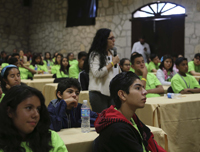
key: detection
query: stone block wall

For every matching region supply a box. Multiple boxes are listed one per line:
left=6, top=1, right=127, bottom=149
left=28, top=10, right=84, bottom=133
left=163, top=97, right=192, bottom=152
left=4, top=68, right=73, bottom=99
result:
left=1, top=0, right=200, bottom=61
left=0, top=0, right=29, bottom=53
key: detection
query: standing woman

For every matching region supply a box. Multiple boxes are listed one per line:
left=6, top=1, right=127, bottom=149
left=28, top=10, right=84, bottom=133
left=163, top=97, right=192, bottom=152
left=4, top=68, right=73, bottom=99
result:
left=84, top=28, right=120, bottom=113
left=0, top=85, right=68, bottom=152
left=156, top=55, right=176, bottom=85
left=51, top=53, right=63, bottom=74
left=119, top=58, right=131, bottom=72
left=56, top=57, right=70, bottom=78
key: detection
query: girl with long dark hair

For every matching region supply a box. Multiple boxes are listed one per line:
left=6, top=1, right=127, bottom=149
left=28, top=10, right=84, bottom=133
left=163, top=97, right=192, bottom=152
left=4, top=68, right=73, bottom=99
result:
left=0, top=85, right=68, bottom=152
left=29, top=53, right=48, bottom=74
left=66, top=52, right=78, bottom=66
left=51, top=53, right=63, bottom=74
left=83, top=28, right=120, bottom=113
left=156, top=55, right=176, bottom=85
left=43, top=52, right=53, bottom=66
left=56, top=57, right=70, bottom=78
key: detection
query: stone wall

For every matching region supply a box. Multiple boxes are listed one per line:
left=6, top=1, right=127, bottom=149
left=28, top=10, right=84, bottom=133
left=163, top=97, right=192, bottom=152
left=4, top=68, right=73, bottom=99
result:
left=1, top=0, right=200, bottom=61
left=0, top=0, right=29, bottom=53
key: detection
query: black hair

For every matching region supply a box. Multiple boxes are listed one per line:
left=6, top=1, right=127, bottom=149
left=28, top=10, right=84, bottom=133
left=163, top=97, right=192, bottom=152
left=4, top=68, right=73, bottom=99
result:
left=44, top=52, right=52, bottom=62
left=84, top=28, right=111, bottom=73
left=8, top=57, right=18, bottom=65
left=194, top=53, right=200, bottom=59
left=66, top=52, right=74, bottom=61
left=53, top=52, right=58, bottom=58
left=31, top=53, right=44, bottom=66
left=0, top=85, right=52, bottom=152
left=56, top=78, right=81, bottom=100
left=130, top=52, right=143, bottom=65
left=78, top=51, right=87, bottom=60
left=159, top=55, right=174, bottom=72
left=1, top=51, right=6, bottom=55
left=59, top=57, right=70, bottom=75
left=150, top=54, right=158, bottom=61
left=0, top=66, right=20, bottom=94
left=175, top=57, right=188, bottom=66
left=54, top=53, right=63, bottom=65
left=109, top=72, right=140, bottom=109
left=11, top=53, right=19, bottom=58
left=3, top=55, right=12, bottom=63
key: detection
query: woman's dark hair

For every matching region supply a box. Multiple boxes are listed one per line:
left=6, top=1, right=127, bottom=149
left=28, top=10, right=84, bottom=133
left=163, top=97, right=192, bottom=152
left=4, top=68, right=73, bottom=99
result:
left=0, top=85, right=52, bottom=152
left=56, top=78, right=81, bottom=100
left=54, top=53, right=63, bottom=65
left=66, top=52, right=74, bottom=61
left=110, top=72, right=140, bottom=109
left=159, top=55, right=174, bottom=72
left=59, top=57, right=70, bottom=75
left=84, top=28, right=111, bottom=73
left=31, top=53, right=44, bottom=66
left=44, top=52, right=52, bottom=62
left=0, top=66, right=20, bottom=94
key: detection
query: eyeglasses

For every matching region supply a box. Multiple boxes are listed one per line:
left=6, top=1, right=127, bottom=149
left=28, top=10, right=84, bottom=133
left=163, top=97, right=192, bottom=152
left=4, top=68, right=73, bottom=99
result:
left=108, top=37, right=115, bottom=40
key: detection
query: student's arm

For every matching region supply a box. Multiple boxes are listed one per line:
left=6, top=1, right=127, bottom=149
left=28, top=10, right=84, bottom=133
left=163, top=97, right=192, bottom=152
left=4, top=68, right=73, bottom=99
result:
left=146, top=85, right=164, bottom=94
left=48, top=100, right=69, bottom=131
left=189, top=71, right=200, bottom=76
left=180, top=89, right=193, bottom=94
left=90, top=110, right=98, bottom=127
left=151, top=69, right=157, bottom=72
left=20, top=61, right=36, bottom=74
left=156, top=69, right=171, bottom=86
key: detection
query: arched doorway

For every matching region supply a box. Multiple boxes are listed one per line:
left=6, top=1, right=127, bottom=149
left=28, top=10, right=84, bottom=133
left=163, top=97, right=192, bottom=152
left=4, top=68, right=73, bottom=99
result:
left=130, top=2, right=186, bottom=58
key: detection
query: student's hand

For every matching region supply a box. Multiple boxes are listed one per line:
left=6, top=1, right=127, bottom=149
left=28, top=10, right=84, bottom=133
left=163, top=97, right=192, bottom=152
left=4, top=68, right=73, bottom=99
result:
left=38, top=70, right=44, bottom=74
left=64, top=97, right=78, bottom=110
left=6, top=84, right=11, bottom=90
left=19, top=61, right=25, bottom=67
left=144, top=47, right=147, bottom=51
left=140, top=66, right=148, bottom=77
left=112, top=55, right=120, bottom=65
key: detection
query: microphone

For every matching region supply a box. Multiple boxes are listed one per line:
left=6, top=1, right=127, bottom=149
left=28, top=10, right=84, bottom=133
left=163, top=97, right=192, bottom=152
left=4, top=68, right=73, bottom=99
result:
left=112, top=47, right=117, bottom=68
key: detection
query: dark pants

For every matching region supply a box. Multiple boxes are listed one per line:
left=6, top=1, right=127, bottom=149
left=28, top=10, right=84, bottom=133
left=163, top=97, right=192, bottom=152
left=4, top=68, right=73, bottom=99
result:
left=89, top=91, right=115, bottom=113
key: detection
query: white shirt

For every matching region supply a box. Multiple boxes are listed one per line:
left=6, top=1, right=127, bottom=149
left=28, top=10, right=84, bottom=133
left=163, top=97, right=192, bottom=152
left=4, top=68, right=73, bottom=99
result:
left=131, top=41, right=151, bottom=63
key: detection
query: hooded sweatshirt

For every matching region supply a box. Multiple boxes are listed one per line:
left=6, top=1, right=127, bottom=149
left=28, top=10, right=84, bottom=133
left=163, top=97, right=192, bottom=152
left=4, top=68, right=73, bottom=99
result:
left=48, top=99, right=98, bottom=131
left=94, top=105, right=166, bottom=152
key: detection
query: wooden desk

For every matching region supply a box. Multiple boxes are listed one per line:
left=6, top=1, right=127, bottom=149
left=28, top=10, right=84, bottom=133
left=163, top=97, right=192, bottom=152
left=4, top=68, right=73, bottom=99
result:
left=22, top=78, right=55, bottom=92
left=33, top=74, right=53, bottom=79
left=136, top=94, right=200, bottom=152
left=57, top=127, right=167, bottom=152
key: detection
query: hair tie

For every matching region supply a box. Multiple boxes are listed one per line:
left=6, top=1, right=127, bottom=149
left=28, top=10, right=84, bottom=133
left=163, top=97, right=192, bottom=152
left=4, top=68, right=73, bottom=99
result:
left=1, top=65, right=18, bottom=77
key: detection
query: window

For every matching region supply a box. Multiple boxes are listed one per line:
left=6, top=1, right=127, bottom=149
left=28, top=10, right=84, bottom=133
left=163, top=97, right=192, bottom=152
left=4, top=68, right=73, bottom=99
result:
left=133, top=2, right=185, bottom=18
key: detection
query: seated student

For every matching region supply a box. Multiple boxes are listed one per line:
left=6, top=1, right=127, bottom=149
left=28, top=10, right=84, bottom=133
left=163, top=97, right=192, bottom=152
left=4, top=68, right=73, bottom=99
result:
left=171, top=57, right=200, bottom=94
left=0, top=85, right=68, bottom=152
left=56, top=57, right=70, bottom=78
left=9, top=57, right=34, bottom=79
left=156, top=55, right=177, bottom=86
left=69, top=51, right=87, bottom=79
left=52, top=52, right=58, bottom=63
left=48, top=78, right=97, bottom=131
left=29, top=53, right=48, bottom=75
left=67, top=52, right=78, bottom=65
left=19, top=49, right=27, bottom=63
left=131, top=53, right=164, bottom=98
left=1, top=54, right=11, bottom=69
left=51, top=53, right=63, bottom=74
left=148, top=54, right=160, bottom=72
left=43, top=52, right=53, bottom=67
left=119, top=58, right=131, bottom=72
left=188, top=53, right=200, bottom=76
left=94, top=72, right=166, bottom=152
